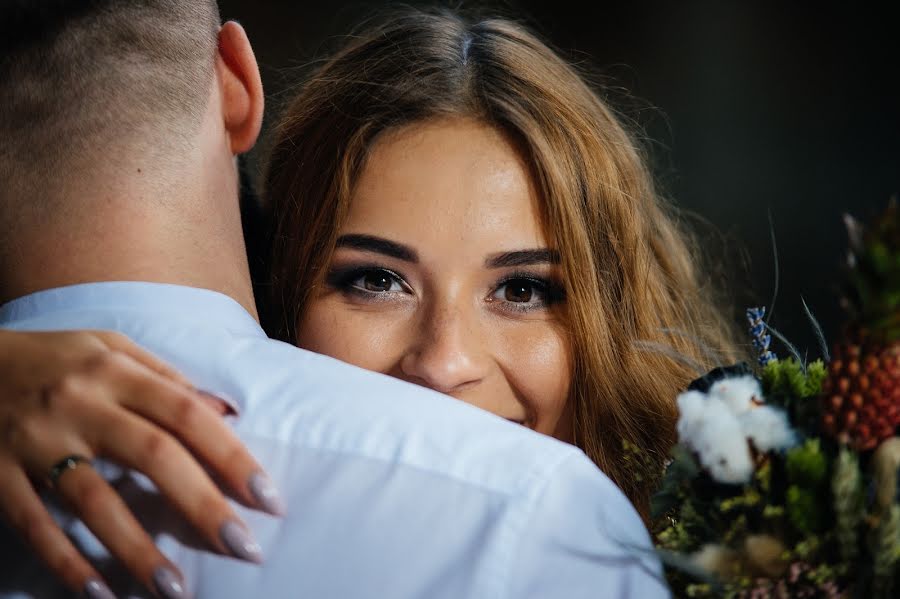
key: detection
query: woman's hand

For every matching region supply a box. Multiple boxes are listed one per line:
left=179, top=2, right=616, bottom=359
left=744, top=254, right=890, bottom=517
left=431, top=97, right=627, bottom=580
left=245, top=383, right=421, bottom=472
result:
left=0, top=329, right=283, bottom=598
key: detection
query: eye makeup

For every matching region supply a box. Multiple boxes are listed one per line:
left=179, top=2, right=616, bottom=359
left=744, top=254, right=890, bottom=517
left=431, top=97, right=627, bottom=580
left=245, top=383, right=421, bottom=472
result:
left=324, top=264, right=413, bottom=302
left=488, top=271, right=566, bottom=314
left=325, top=260, right=566, bottom=314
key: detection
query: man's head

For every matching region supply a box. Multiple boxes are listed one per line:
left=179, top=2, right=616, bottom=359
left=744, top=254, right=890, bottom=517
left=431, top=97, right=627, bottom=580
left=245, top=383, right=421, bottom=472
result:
left=2, top=1, right=222, bottom=196
left=0, top=0, right=264, bottom=311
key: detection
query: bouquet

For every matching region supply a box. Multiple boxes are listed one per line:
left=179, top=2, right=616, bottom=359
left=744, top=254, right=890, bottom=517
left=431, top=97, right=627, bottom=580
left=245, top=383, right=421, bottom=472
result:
left=652, top=200, right=900, bottom=597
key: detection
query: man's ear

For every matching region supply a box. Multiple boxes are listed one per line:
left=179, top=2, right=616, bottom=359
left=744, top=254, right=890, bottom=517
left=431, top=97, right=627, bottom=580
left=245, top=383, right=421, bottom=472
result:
left=216, top=21, right=264, bottom=155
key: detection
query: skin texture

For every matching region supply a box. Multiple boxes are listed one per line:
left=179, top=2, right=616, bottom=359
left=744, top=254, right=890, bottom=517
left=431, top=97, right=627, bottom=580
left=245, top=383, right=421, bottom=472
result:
left=297, top=118, right=574, bottom=440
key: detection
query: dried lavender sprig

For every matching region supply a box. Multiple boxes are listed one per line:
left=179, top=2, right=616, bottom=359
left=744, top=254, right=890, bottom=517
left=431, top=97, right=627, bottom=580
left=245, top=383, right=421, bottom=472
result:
left=747, top=306, right=777, bottom=366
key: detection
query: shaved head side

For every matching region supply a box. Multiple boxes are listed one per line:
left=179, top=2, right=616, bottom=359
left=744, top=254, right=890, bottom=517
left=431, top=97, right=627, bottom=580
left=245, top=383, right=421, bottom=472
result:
left=0, top=0, right=221, bottom=203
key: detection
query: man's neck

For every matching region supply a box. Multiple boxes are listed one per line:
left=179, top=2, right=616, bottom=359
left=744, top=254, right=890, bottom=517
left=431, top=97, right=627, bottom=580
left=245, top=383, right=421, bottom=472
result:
left=0, top=177, right=259, bottom=321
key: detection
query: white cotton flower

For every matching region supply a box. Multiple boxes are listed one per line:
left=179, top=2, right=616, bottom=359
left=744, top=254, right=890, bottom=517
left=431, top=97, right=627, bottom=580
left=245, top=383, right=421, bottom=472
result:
left=676, top=390, right=708, bottom=443
left=693, top=399, right=755, bottom=484
left=708, top=375, right=764, bottom=415
left=675, top=375, right=798, bottom=484
left=739, top=405, right=797, bottom=452
left=676, top=391, right=754, bottom=484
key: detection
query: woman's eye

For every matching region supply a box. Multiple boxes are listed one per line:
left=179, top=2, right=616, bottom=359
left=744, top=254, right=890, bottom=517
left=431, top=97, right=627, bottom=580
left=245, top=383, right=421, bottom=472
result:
left=493, top=278, right=545, bottom=304
left=351, top=269, right=404, bottom=293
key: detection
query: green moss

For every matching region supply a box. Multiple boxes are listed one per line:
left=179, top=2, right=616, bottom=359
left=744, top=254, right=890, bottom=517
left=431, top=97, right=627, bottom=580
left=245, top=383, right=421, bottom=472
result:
left=724, top=513, right=748, bottom=545
left=657, top=519, right=695, bottom=553
left=791, top=536, right=823, bottom=560
left=685, top=583, right=714, bottom=597
left=804, top=360, right=827, bottom=396
left=786, top=439, right=828, bottom=486
left=761, top=358, right=826, bottom=398
left=787, top=485, right=825, bottom=534
left=720, top=489, right=762, bottom=513
left=763, top=505, right=786, bottom=520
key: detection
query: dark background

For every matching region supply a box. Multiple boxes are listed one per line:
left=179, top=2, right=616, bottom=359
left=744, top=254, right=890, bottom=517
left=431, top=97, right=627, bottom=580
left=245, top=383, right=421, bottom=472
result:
left=220, top=0, right=899, bottom=358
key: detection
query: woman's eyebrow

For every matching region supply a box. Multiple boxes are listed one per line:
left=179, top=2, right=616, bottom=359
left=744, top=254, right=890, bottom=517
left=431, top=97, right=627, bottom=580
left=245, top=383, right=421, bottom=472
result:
left=485, top=249, right=560, bottom=268
left=335, top=234, right=419, bottom=262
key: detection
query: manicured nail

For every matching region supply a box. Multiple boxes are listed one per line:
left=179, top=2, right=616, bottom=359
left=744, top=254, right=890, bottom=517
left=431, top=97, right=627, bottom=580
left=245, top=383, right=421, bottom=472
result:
left=152, top=566, right=189, bottom=599
left=196, top=390, right=237, bottom=416
left=220, top=520, right=263, bottom=563
left=249, top=472, right=285, bottom=516
left=83, top=578, right=116, bottom=599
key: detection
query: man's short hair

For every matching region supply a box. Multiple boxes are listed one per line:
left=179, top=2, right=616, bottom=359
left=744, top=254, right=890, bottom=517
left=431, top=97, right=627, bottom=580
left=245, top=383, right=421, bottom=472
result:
left=0, top=0, right=220, bottom=193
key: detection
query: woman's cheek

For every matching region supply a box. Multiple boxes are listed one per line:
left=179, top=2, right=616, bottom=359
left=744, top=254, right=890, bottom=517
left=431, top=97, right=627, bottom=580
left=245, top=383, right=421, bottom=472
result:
left=297, top=298, right=406, bottom=372
left=499, top=322, right=572, bottom=435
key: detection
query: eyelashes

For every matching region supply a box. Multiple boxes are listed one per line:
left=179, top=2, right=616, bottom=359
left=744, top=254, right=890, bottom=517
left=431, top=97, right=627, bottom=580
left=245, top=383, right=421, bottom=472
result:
left=325, top=265, right=412, bottom=301
left=490, top=273, right=566, bottom=312
left=324, top=264, right=566, bottom=312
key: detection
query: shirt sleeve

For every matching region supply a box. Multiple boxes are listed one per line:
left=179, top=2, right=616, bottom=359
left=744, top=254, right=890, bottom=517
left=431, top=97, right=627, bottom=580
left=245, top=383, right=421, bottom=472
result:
left=506, top=452, right=671, bottom=599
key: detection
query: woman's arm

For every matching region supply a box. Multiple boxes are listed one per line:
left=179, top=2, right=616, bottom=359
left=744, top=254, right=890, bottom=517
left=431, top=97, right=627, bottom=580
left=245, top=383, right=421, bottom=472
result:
left=0, top=329, right=280, bottom=597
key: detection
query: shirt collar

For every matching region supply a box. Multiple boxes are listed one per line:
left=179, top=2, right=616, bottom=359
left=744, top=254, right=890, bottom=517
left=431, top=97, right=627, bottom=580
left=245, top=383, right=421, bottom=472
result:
left=0, top=281, right=266, bottom=339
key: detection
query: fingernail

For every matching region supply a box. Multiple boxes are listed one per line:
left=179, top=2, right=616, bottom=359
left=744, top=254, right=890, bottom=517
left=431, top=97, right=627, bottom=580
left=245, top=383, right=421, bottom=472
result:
left=249, top=472, right=285, bottom=516
left=196, top=389, right=237, bottom=416
left=152, top=566, right=189, bottom=599
left=83, top=578, right=116, bottom=599
left=220, top=519, right=263, bottom=563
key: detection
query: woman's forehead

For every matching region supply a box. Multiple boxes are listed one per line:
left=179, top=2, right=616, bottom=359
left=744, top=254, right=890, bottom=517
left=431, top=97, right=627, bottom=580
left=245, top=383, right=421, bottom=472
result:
left=344, top=118, right=547, bottom=253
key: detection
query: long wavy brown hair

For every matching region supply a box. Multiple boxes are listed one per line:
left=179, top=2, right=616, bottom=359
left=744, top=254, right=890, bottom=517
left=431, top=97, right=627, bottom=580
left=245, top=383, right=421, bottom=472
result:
left=263, top=8, right=742, bottom=519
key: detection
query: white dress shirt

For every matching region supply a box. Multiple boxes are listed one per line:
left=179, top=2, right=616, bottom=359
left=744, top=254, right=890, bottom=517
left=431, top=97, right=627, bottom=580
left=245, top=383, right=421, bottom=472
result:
left=0, top=282, right=668, bottom=598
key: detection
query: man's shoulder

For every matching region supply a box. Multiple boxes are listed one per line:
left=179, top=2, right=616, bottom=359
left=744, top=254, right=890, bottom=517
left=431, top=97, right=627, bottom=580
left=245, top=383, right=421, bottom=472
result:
left=225, top=335, right=585, bottom=497
left=205, top=338, right=664, bottom=598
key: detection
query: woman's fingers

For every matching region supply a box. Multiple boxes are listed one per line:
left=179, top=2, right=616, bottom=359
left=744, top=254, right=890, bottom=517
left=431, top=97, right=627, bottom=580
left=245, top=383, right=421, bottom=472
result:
left=84, top=332, right=230, bottom=415
left=39, top=366, right=267, bottom=566
left=82, top=350, right=282, bottom=515
left=52, top=460, right=191, bottom=599
left=87, top=402, right=264, bottom=565
left=0, top=460, right=115, bottom=599
left=131, top=389, right=276, bottom=513
left=91, top=330, right=195, bottom=389
left=1, top=329, right=280, bottom=594
left=8, top=414, right=191, bottom=598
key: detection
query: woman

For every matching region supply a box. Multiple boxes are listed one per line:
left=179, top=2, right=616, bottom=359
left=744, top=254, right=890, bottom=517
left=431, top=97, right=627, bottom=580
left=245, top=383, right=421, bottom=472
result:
left=263, top=9, right=741, bottom=512
left=1, top=6, right=741, bottom=590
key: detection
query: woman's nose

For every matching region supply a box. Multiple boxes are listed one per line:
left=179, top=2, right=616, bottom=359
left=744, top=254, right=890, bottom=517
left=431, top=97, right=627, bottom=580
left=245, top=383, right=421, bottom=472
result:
left=399, top=303, right=488, bottom=395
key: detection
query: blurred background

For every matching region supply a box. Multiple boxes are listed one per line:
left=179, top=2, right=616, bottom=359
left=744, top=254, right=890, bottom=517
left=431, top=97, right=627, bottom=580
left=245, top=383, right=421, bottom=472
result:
left=220, top=0, right=899, bottom=357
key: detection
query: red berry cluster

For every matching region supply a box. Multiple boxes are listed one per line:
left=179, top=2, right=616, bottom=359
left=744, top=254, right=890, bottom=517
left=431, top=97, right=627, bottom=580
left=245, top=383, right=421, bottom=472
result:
left=821, top=343, right=900, bottom=451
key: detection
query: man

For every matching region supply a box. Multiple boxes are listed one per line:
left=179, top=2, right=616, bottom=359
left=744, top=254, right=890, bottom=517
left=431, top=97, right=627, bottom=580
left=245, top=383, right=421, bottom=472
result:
left=0, top=2, right=668, bottom=598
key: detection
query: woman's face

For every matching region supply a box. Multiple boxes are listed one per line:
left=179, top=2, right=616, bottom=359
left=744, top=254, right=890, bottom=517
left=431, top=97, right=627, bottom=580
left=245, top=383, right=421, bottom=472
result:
left=296, top=118, right=573, bottom=440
